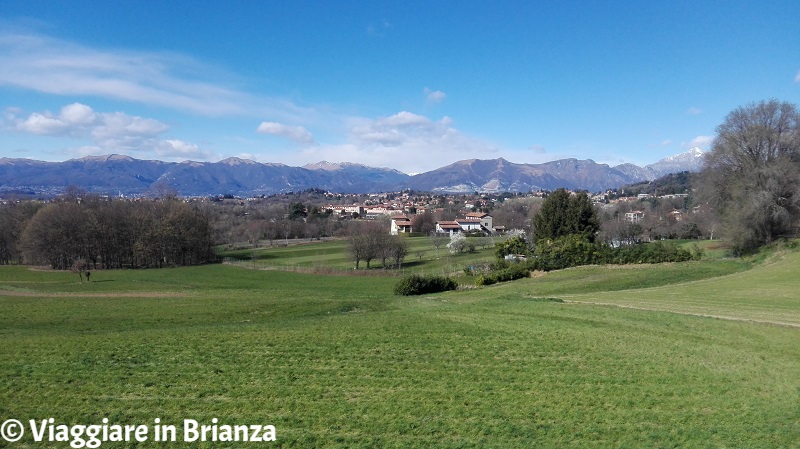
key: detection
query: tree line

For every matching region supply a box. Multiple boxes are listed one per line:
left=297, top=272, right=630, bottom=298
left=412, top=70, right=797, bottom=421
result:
left=2, top=194, right=215, bottom=269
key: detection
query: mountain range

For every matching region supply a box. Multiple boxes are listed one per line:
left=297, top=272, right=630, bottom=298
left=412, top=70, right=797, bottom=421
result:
left=0, top=148, right=705, bottom=196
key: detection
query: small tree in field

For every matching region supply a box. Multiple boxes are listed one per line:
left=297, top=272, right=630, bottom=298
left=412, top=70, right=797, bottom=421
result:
left=447, top=233, right=468, bottom=254
left=429, top=232, right=448, bottom=258
left=71, top=258, right=87, bottom=283
left=391, top=236, right=409, bottom=268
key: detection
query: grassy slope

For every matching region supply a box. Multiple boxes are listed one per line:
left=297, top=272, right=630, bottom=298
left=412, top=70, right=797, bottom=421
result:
left=221, top=237, right=498, bottom=274
left=1, top=251, right=799, bottom=448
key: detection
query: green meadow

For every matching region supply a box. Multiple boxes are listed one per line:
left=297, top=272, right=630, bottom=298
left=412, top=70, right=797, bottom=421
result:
left=221, top=236, right=499, bottom=276
left=1, top=240, right=799, bottom=448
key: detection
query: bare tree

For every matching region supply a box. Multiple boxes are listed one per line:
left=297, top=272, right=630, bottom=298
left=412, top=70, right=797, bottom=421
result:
left=429, top=232, right=448, bottom=258
left=698, top=99, right=800, bottom=253
left=346, top=222, right=385, bottom=269
left=410, top=212, right=436, bottom=235
left=71, top=258, right=87, bottom=282
left=391, top=236, right=409, bottom=268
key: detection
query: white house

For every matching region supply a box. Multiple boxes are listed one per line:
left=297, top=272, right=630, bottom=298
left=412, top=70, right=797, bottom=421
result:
left=625, top=211, right=645, bottom=223
left=435, top=213, right=495, bottom=235
left=390, top=216, right=413, bottom=235
left=465, top=212, right=493, bottom=231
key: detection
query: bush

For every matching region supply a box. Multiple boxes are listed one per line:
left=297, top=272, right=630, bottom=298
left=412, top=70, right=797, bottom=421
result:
left=394, top=274, right=458, bottom=296
left=475, top=263, right=530, bottom=286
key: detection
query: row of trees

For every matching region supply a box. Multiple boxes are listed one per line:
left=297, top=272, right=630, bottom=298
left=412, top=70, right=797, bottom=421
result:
left=0, top=201, right=41, bottom=265
left=346, top=223, right=409, bottom=269
left=17, top=197, right=215, bottom=269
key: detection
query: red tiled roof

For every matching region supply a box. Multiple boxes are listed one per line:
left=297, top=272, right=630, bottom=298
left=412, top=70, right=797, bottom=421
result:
left=437, top=221, right=462, bottom=229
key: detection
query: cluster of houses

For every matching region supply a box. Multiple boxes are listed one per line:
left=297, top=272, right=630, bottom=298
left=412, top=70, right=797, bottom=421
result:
left=390, top=212, right=498, bottom=236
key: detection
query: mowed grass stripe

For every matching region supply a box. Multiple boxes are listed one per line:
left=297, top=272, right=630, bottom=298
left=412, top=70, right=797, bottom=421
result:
left=555, top=251, right=800, bottom=327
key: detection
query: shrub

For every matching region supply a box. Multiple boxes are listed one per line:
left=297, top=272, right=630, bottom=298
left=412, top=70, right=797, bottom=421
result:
left=394, top=274, right=458, bottom=296
left=475, top=262, right=530, bottom=286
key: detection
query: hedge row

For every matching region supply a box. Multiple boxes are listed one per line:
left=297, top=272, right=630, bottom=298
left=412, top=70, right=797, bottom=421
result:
left=475, top=263, right=530, bottom=286
left=394, top=274, right=458, bottom=296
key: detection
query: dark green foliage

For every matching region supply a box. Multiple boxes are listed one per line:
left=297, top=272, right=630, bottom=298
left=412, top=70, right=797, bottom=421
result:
left=495, top=235, right=528, bottom=258
left=394, top=274, right=458, bottom=295
left=475, top=261, right=530, bottom=286
left=524, top=235, right=700, bottom=273
left=288, top=202, right=308, bottom=220
left=532, top=189, right=600, bottom=243
left=483, top=235, right=703, bottom=286
left=533, top=234, right=609, bottom=271
left=678, top=222, right=703, bottom=240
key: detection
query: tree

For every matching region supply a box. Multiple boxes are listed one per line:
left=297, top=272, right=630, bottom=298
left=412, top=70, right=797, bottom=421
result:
left=698, top=99, right=800, bottom=253
left=71, top=258, right=88, bottom=282
left=495, top=235, right=528, bottom=258
left=428, top=232, right=448, bottom=258
left=532, top=189, right=600, bottom=243
left=410, top=212, right=436, bottom=235
left=390, top=236, right=409, bottom=268
left=288, top=202, right=307, bottom=220
left=447, top=233, right=468, bottom=254
left=346, top=222, right=384, bottom=269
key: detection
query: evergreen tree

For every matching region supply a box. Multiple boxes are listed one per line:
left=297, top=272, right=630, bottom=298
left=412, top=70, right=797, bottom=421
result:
left=532, top=189, right=600, bottom=243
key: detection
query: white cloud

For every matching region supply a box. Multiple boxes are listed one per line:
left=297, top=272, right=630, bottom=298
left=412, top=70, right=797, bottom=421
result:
left=16, top=112, right=70, bottom=135
left=290, top=111, right=500, bottom=173
left=686, top=107, right=702, bottom=115
left=687, top=135, right=713, bottom=149
left=13, top=103, right=100, bottom=136
left=256, top=121, right=315, bottom=145
left=661, top=139, right=672, bottom=146
left=424, top=88, right=446, bottom=104
left=795, top=70, right=800, bottom=82
left=156, top=139, right=213, bottom=159
left=6, top=103, right=209, bottom=159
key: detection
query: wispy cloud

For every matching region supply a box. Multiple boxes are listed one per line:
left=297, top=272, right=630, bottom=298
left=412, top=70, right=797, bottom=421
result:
left=256, top=121, right=316, bottom=145
left=367, top=19, right=391, bottom=37
left=5, top=103, right=212, bottom=159
left=528, top=145, right=546, bottom=154
left=290, top=111, right=499, bottom=173
left=686, top=107, right=702, bottom=115
left=424, top=88, right=447, bottom=104
left=795, top=70, right=800, bottom=82
left=0, top=30, right=314, bottom=122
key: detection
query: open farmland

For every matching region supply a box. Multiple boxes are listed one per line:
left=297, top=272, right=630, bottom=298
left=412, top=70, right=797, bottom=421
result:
left=1, top=246, right=799, bottom=447
left=221, top=236, right=499, bottom=275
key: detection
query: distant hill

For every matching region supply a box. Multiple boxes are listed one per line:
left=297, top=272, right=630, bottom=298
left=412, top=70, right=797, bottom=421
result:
left=617, top=171, right=697, bottom=197
left=0, top=148, right=706, bottom=196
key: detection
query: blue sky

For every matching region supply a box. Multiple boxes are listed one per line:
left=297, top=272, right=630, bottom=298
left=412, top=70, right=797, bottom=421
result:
left=1, top=1, right=798, bottom=174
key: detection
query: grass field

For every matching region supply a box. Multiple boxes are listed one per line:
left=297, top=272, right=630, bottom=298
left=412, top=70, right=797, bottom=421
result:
left=1, top=243, right=799, bottom=447
left=220, top=236, right=499, bottom=276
